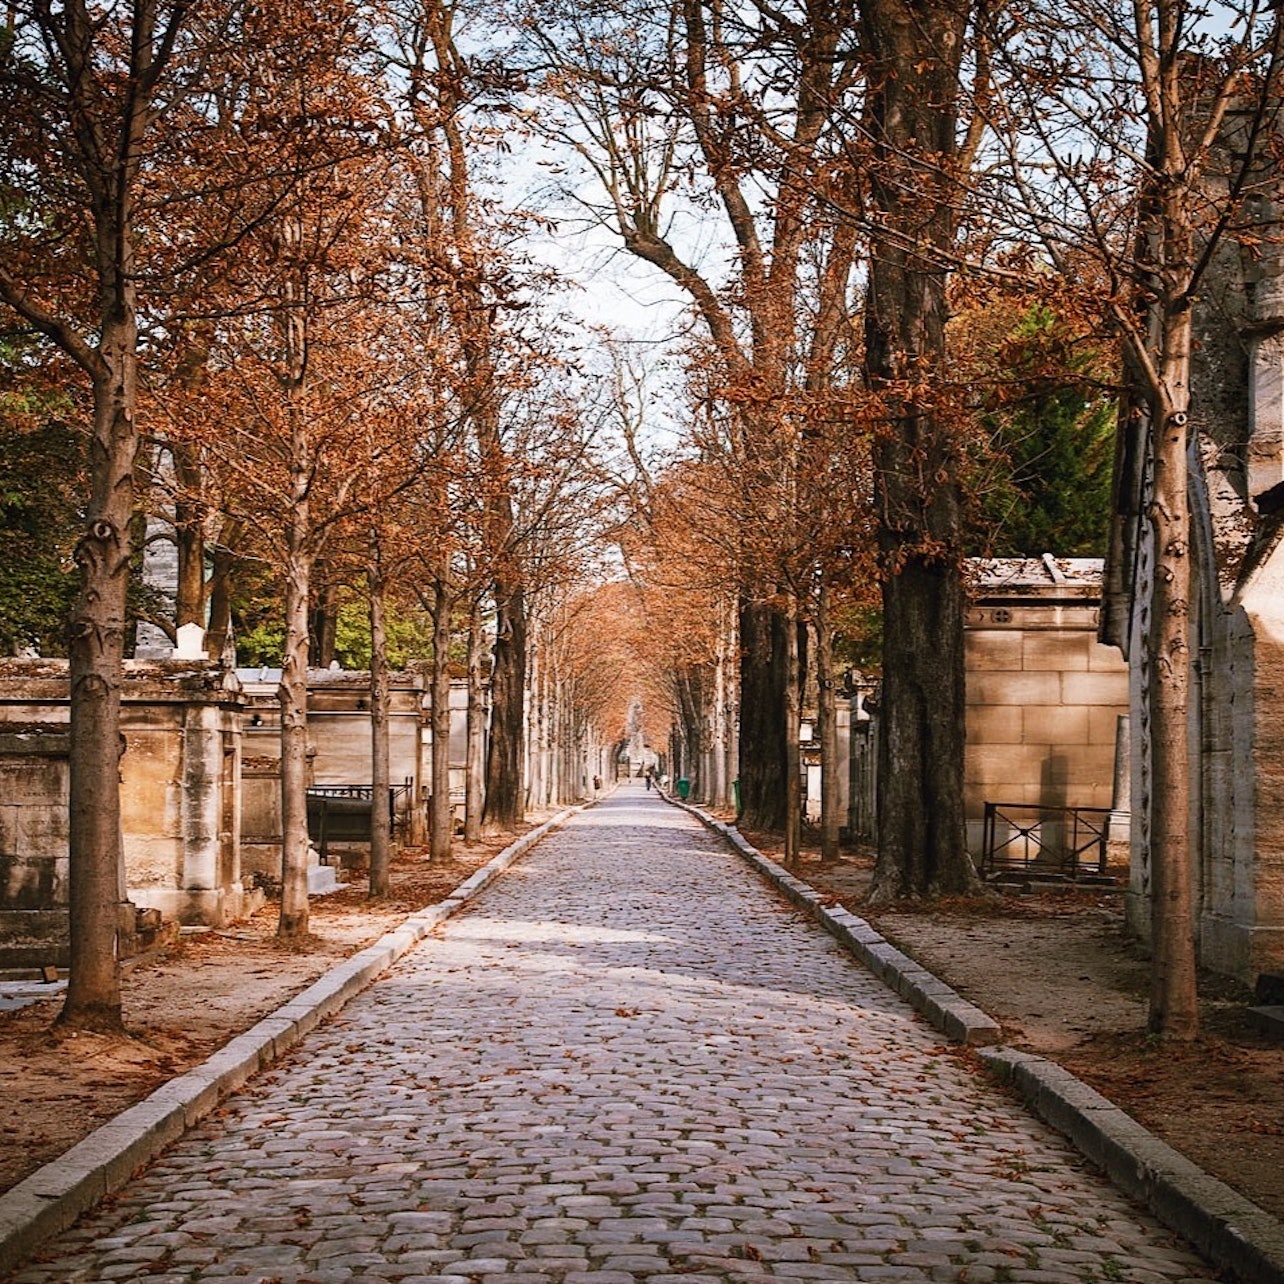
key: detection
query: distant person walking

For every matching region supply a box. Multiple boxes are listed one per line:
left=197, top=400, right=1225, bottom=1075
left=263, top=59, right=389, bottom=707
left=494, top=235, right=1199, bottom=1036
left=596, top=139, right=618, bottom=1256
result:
left=645, top=768, right=653, bottom=791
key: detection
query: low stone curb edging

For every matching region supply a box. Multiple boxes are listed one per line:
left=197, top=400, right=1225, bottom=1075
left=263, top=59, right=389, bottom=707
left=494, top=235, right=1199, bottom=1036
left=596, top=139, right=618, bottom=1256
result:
left=982, top=1047, right=1284, bottom=1284
left=667, top=795, right=1000, bottom=1046
left=0, top=806, right=582, bottom=1277
left=668, top=794, right=1284, bottom=1284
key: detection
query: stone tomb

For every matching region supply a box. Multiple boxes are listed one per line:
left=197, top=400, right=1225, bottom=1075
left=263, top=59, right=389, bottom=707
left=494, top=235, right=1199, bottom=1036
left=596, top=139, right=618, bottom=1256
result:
left=964, top=557, right=1131, bottom=871
left=0, top=659, right=254, bottom=965
left=235, top=667, right=446, bottom=872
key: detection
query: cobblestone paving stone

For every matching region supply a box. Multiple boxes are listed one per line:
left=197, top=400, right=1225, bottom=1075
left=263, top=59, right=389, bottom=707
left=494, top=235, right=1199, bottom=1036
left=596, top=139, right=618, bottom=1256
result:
left=7, top=786, right=1218, bottom=1284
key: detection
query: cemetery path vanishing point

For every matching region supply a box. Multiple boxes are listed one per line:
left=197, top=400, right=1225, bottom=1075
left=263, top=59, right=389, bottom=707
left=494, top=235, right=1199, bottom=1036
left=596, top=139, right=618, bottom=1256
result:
left=6, top=785, right=1217, bottom=1284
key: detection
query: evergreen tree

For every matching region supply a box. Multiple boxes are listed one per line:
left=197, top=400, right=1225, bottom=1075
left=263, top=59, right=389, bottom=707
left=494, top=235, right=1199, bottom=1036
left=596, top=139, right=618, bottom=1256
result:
left=972, top=307, right=1115, bottom=558
left=0, top=377, right=85, bottom=656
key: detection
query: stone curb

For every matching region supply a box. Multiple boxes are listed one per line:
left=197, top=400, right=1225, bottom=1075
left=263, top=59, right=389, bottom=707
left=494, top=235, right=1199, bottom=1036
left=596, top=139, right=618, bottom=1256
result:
left=980, top=1047, right=1284, bottom=1284
left=666, top=795, right=1000, bottom=1046
left=668, top=794, right=1284, bottom=1284
left=0, top=806, right=582, bottom=1277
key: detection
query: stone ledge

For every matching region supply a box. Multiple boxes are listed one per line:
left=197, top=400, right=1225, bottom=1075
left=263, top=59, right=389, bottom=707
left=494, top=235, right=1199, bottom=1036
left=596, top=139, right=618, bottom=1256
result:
left=0, top=803, right=583, bottom=1277
left=1248, top=1005, right=1284, bottom=1040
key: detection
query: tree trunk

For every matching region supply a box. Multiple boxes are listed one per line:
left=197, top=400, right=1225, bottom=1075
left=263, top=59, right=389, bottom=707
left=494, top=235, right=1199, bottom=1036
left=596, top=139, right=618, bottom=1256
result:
left=368, top=544, right=392, bottom=898
left=1, top=1, right=188, bottom=1030
left=430, top=576, right=453, bottom=862
left=676, top=668, right=704, bottom=802
left=870, top=563, right=970, bottom=896
left=172, top=440, right=206, bottom=630
left=710, top=620, right=728, bottom=808
left=1145, top=303, right=1199, bottom=1038
left=737, top=600, right=789, bottom=830
left=528, top=636, right=546, bottom=809
left=724, top=599, right=739, bottom=810
left=310, top=574, right=338, bottom=669
left=277, top=535, right=312, bottom=939
left=783, top=597, right=802, bottom=866
left=204, top=531, right=238, bottom=662
left=465, top=595, right=485, bottom=843
left=861, top=0, right=977, bottom=900
left=483, top=577, right=527, bottom=830
left=817, top=580, right=841, bottom=864
left=61, top=331, right=137, bottom=1032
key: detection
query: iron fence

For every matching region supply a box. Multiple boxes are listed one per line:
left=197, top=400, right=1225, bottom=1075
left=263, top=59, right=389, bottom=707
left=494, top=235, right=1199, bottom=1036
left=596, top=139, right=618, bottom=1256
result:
left=981, top=801, right=1114, bottom=879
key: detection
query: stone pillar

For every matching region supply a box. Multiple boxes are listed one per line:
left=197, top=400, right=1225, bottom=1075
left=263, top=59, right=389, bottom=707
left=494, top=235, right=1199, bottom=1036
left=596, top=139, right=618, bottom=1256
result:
left=1108, top=715, right=1131, bottom=862
left=122, top=663, right=251, bottom=927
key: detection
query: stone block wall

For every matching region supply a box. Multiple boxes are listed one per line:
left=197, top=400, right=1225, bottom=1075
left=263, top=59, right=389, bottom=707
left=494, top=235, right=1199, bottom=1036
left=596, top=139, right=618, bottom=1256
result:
left=120, top=666, right=250, bottom=926
left=963, top=560, right=1130, bottom=863
left=0, top=660, right=254, bottom=948
left=0, top=725, right=71, bottom=964
left=236, top=668, right=442, bottom=855
left=1187, top=555, right=1284, bottom=983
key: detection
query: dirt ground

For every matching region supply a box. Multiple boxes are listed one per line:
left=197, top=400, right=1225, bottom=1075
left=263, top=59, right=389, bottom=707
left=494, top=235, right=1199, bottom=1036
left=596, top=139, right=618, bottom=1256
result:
left=1, top=816, right=1282, bottom=1236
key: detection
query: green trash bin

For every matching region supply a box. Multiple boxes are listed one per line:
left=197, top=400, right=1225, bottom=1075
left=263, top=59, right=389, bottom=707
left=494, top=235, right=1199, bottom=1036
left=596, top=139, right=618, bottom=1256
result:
left=732, top=778, right=741, bottom=812
left=677, top=777, right=690, bottom=800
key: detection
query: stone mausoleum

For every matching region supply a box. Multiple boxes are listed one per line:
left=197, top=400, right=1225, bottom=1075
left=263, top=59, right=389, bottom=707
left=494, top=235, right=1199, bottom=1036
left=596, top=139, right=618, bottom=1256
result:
left=0, top=651, right=479, bottom=966
left=964, top=557, right=1130, bottom=871
left=0, top=657, right=252, bottom=965
left=1103, top=158, right=1284, bottom=986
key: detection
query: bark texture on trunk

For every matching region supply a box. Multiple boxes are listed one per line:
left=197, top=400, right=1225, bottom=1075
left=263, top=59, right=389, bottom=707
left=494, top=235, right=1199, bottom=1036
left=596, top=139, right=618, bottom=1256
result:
left=723, top=599, right=739, bottom=808
left=483, top=578, right=527, bottom=830
left=309, top=576, right=338, bottom=670
left=62, top=329, right=136, bottom=1031
left=871, top=562, right=970, bottom=895
left=783, top=598, right=802, bottom=866
left=861, top=0, right=976, bottom=900
left=173, top=442, right=206, bottom=629
left=1145, top=302, right=1199, bottom=1038
left=675, top=667, right=705, bottom=802
left=527, top=639, right=545, bottom=809
left=204, top=533, right=237, bottom=662
left=817, top=582, right=841, bottom=864
left=737, top=600, right=789, bottom=831
left=367, top=549, right=392, bottom=899
left=430, top=577, right=454, bottom=862
left=465, top=597, right=485, bottom=844
left=277, top=541, right=312, bottom=939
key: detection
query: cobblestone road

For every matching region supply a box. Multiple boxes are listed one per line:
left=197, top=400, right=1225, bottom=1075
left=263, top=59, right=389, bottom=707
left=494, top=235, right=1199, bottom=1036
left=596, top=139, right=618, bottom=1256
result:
left=8, top=786, right=1216, bottom=1284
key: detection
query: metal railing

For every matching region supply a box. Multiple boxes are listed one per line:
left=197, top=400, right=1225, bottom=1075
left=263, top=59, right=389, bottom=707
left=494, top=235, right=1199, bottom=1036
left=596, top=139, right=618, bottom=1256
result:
left=306, top=780, right=415, bottom=860
left=981, top=801, right=1114, bottom=879
left=306, top=781, right=414, bottom=803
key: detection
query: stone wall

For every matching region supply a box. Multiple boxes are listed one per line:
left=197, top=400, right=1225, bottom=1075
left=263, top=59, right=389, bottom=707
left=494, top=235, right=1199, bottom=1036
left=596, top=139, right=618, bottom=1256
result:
left=0, top=724, right=71, bottom=964
left=1190, top=551, right=1284, bottom=982
left=1101, top=161, right=1284, bottom=986
left=0, top=660, right=254, bottom=963
left=120, top=670, right=249, bottom=926
left=0, top=660, right=488, bottom=959
left=963, top=559, right=1130, bottom=863
left=235, top=668, right=460, bottom=856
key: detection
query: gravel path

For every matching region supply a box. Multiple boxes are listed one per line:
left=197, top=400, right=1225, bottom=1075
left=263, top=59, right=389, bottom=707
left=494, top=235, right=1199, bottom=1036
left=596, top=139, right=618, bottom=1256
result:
left=5, top=784, right=1215, bottom=1283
